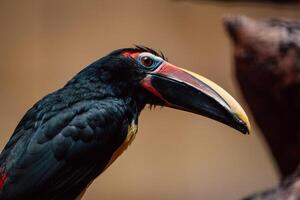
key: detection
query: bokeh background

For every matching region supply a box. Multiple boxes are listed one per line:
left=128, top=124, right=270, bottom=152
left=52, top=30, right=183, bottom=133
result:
left=0, top=1, right=300, bottom=199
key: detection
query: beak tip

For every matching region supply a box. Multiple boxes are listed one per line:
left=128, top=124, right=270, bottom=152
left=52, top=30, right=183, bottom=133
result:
left=229, top=111, right=251, bottom=135
left=238, top=118, right=251, bottom=135
left=242, top=126, right=250, bottom=135
left=243, top=117, right=251, bottom=135
left=230, top=104, right=251, bottom=135
left=234, top=123, right=250, bottom=135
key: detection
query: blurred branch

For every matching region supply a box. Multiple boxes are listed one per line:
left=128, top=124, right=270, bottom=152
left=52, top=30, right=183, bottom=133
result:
left=244, top=168, right=300, bottom=200
left=225, top=15, right=300, bottom=199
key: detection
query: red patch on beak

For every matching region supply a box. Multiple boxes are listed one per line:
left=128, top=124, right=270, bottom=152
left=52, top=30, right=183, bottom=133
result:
left=140, top=77, right=173, bottom=107
left=140, top=77, right=164, bottom=99
left=156, top=63, right=211, bottom=94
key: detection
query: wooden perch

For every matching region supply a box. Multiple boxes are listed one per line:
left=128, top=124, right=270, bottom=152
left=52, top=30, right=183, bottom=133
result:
left=224, top=15, right=300, bottom=199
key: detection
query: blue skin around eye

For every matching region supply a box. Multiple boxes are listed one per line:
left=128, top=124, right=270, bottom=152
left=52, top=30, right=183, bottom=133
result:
left=137, top=55, right=163, bottom=71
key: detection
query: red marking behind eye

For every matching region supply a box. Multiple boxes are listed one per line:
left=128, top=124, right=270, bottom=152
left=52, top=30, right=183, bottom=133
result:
left=0, top=173, right=7, bottom=190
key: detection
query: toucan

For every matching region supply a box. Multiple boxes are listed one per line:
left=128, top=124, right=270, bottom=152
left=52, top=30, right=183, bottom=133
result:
left=0, top=46, right=250, bottom=200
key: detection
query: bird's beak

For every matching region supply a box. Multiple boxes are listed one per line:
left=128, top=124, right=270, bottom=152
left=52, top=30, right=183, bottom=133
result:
left=140, top=62, right=250, bottom=134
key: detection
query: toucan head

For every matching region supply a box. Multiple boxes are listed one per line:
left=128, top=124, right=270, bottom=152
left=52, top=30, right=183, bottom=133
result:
left=73, top=46, right=250, bottom=134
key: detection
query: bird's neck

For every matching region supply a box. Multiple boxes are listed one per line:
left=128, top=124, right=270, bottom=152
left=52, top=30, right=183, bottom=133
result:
left=64, top=74, right=151, bottom=119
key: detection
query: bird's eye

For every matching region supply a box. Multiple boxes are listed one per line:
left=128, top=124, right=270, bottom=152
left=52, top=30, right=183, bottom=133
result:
left=141, top=56, right=154, bottom=67
left=137, top=53, right=162, bottom=70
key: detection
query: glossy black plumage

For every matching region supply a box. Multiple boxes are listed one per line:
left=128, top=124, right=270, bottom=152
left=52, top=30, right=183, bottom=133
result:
left=0, top=46, right=250, bottom=200
left=0, top=47, right=154, bottom=200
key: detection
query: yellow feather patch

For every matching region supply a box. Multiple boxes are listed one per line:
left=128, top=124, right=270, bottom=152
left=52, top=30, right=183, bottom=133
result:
left=76, top=122, right=138, bottom=200
left=104, top=121, right=138, bottom=170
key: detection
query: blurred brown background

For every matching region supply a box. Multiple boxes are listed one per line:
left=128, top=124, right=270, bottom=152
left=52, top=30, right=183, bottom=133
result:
left=0, top=1, right=300, bottom=199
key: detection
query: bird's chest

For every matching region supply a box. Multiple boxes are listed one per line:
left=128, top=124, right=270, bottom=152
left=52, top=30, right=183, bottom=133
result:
left=76, top=120, right=138, bottom=200
left=104, top=119, right=138, bottom=170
